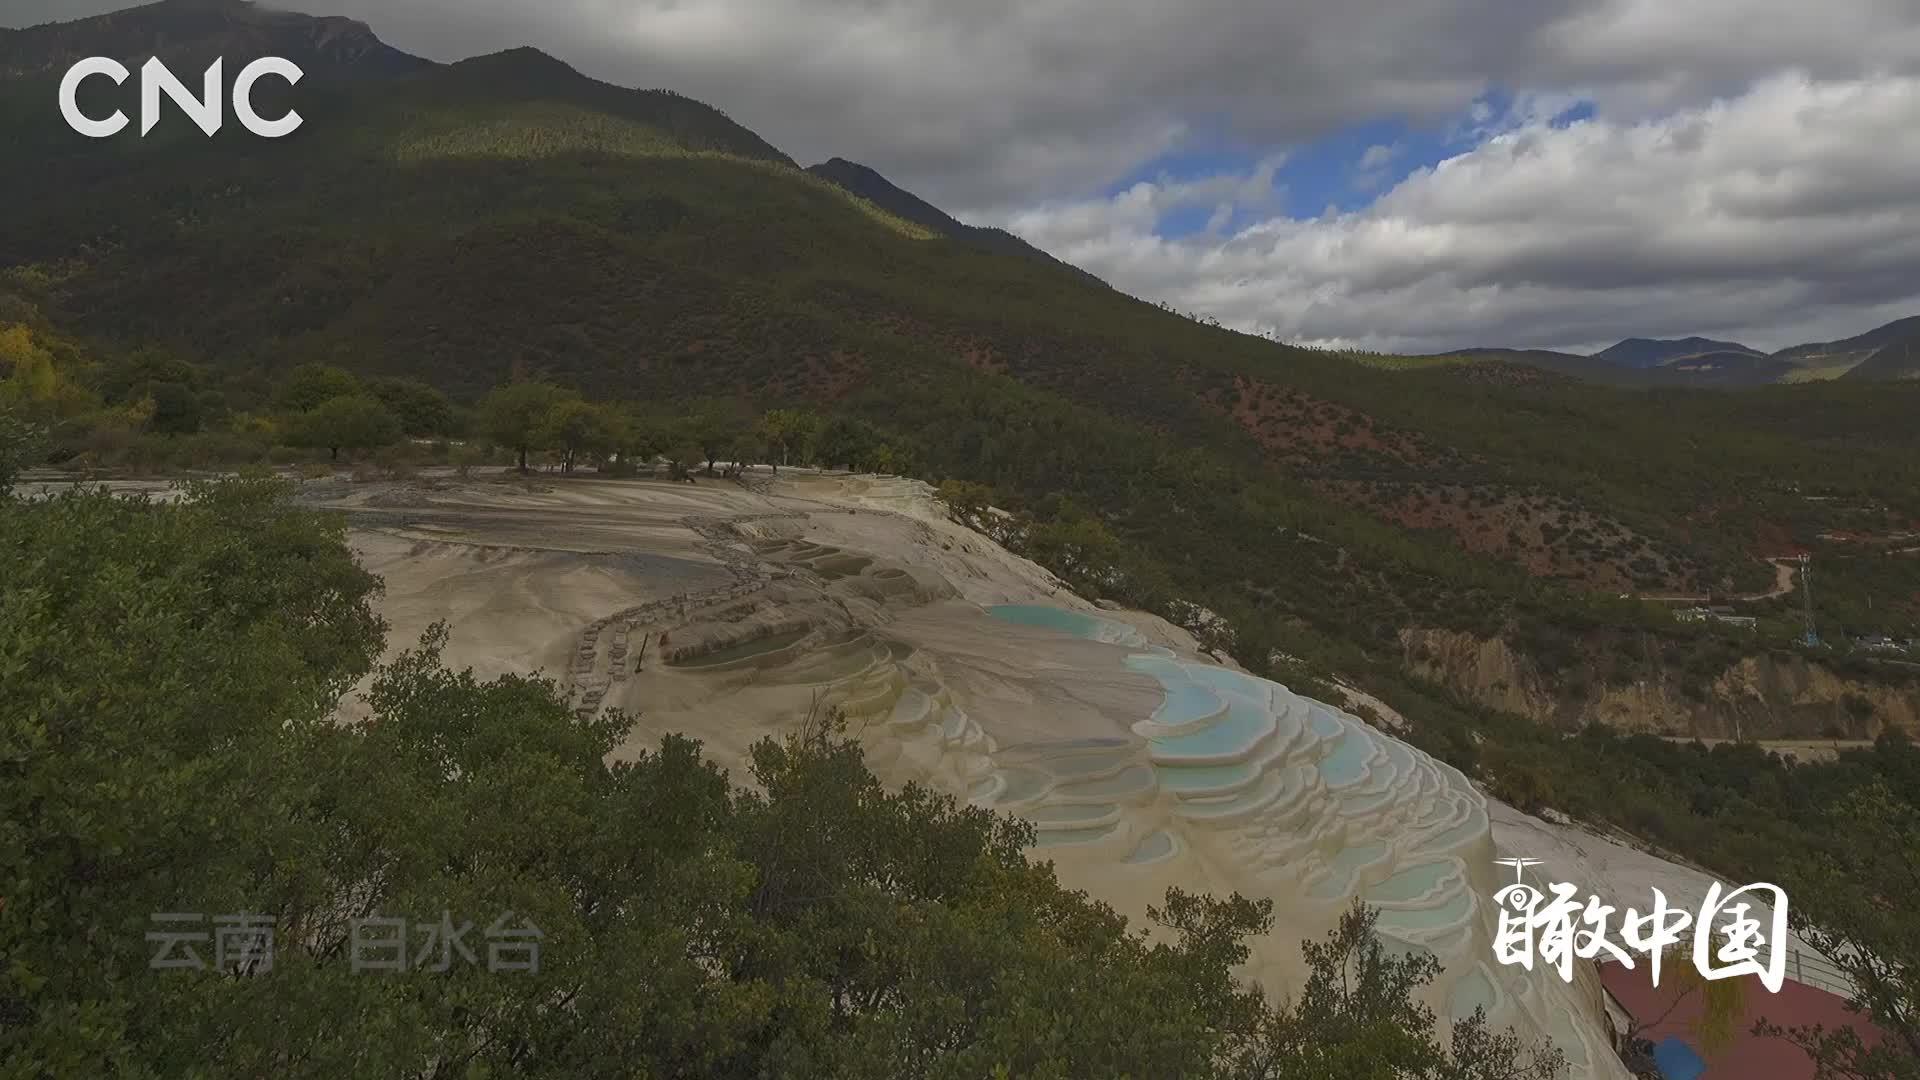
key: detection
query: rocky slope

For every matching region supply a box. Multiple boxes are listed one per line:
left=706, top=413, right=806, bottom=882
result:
left=1401, top=627, right=1920, bottom=738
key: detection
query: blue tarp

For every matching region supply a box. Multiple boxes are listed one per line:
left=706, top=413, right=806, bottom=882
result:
left=1653, top=1036, right=1709, bottom=1080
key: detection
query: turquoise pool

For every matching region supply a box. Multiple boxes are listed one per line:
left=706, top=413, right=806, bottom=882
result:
left=1032, top=824, right=1117, bottom=848
left=1319, top=726, right=1373, bottom=785
left=1329, top=840, right=1387, bottom=874
left=1367, top=860, right=1454, bottom=903
left=1125, top=830, right=1177, bottom=863
left=1150, top=700, right=1271, bottom=761
left=986, top=604, right=1141, bottom=645
left=1156, top=759, right=1259, bottom=793
left=1416, top=808, right=1488, bottom=854
left=1376, top=889, right=1472, bottom=932
left=1186, top=664, right=1267, bottom=696
left=1449, top=967, right=1497, bottom=1022
left=1028, top=803, right=1115, bottom=824
left=1153, top=682, right=1223, bottom=726
left=1310, top=841, right=1390, bottom=898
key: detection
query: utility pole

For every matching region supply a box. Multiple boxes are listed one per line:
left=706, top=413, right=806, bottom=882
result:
left=1799, top=553, right=1818, bottom=647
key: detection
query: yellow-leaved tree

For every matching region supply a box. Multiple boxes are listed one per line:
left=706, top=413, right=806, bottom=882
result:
left=0, top=324, right=57, bottom=403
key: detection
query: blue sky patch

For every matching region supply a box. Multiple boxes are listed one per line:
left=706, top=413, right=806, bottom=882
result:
left=1110, top=90, right=1598, bottom=239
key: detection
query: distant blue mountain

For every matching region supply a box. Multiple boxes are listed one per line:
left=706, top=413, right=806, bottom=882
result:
left=1591, top=337, right=1763, bottom=370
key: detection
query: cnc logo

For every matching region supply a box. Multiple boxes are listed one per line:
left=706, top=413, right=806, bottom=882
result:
left=59, top=56, right=304, bottom=138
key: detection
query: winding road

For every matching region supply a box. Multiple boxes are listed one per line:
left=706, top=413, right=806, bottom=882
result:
left=1637, top=556, right=1800, bottom=604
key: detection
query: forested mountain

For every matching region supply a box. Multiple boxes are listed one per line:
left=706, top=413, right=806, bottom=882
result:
left=3, top=0, right=1918, bottom=735
left=1427, top=346, right=1588, bottom=368
left=1592, top=336, right=1763, bottom=369
left=1825, top=315, right=1920, bottom=380
left=1436, top=347, right=1794, bottom=388
left=0, top=0, right=430, bottom=79
left=1778, top=313, right=1920, bottom=361
left=1847, top=339, right=1920, bottom=380
left=806, top=157, right=1109, bottom=287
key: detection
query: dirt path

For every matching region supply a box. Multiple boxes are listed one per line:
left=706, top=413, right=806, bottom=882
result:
left=1639, top=556, right=1798, bottom=604
left=1653, top=734, right=1877, bottom=762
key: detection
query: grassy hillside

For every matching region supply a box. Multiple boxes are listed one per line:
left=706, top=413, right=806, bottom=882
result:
left=1845, top=336, right=1920, bottom=381
left=4, top=20, right=1918, bottom=702
left=1776, top=314, right=1920, bottom=380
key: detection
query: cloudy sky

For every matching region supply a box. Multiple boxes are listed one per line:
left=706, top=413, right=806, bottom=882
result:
left=13, top=0, right=1920, bottom=353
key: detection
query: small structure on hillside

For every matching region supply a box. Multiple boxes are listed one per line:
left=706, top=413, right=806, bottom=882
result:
left=1675, top=607, right=1758, bottom=631
left=1599, top=952, right=1880, bottom=1080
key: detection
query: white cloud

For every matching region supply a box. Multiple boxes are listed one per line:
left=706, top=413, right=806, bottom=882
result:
left=1004, top=73, right=1920, bottom=353
left=1353, top=142, right=1404, bottom=192
left=22, top=0, right=1920, bottom=211
left=14, top=0, right=1920, bottom=347
left=1531, top=0, right=1920, bottom=115
left=1357, top=144, right=1399, bottom=171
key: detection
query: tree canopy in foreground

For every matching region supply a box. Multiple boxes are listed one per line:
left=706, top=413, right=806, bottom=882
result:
left=0, top=477, right=1574, bottom=1077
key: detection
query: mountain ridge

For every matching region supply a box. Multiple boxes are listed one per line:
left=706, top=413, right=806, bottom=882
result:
left=804, top=156, right=1107, bottom=287
left=1593, top=336, right=1764, bottom=369
left=1430, top=315, right=1920, bottom=386
left=0, top=0, right=434, bottom=79
left=1777, top=313, right=1920, bottom=360
left=1803, top=314, right=1920, bottom=381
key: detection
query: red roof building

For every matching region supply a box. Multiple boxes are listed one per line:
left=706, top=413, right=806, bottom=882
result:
left=1600, top=959, right=1886, bottom=1079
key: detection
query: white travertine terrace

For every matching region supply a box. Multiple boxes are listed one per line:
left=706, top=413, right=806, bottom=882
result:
left=276, top=468, right=1630, bottom=1079
left=959, top=607, right=1623, bottom=1080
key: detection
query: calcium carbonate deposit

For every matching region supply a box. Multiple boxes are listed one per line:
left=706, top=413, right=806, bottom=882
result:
left=297, top=467, right=1628, bottom=1079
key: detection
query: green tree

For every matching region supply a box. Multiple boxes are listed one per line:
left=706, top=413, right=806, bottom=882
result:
left=664, top=437, right=705, bottom=481
left=273, top=363, right=363, bottom=414
left=636, top=408, right=705, bottom=480
left=1217, top=902, right=1568, bottom=1080
left=479, top=381, right=575, bottom=473
left=0, top=324, right=59, bottom=405
left=290, top=394, right=402, bottom=461
left=0, top=323, right=95, bottom=424
left=1025, top=503, right=1124, bottom=592
left=0, top=478, right=386, bottom=1071
left=0, top=404, right=44, bottom=488
left=367, top=376, right=456, bottom=438
left=145, top=379, right=205, bottom=435
left=757, top=408, right=821, bottom=471
left=1617, top=945, right=1748, bottom=1067
left=614, top=406, right=664, bottom=467
left=536, top=399, right=624, bottom=473
left=93, top=345, right=201, bottom=406
left=1761, top=780, right=1920, bottom=1079
left=725, top=431, right=763, bottom=476
left=688, top=398, right=751, bottom=475
left=936, top=478, right=995, bottom=530
left=815, top=415, right=880, bottom=471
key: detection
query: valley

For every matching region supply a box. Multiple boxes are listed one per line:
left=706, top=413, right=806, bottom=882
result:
left=4, top=2, right=1919, bottom=1077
